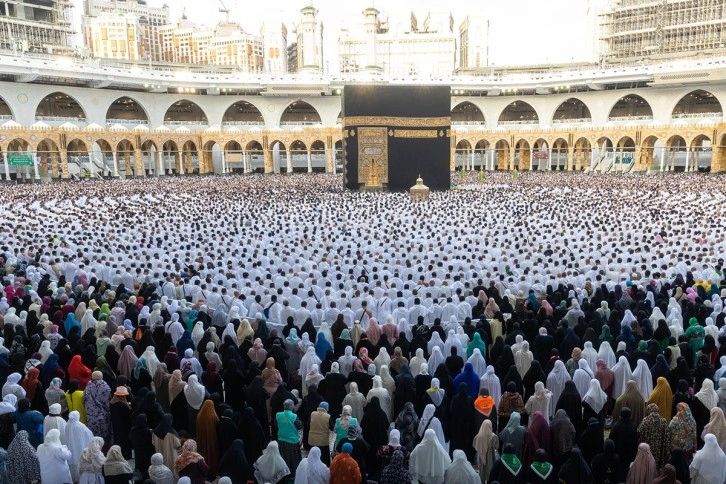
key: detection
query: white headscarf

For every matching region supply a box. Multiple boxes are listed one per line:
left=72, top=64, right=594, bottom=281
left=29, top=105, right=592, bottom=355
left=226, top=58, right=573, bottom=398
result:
left=467, top=348, right=487, bottom=377
left=611, top=355, right=633, bottom=399
left=597, top=341, right=616, bottom=369
left=141, top=346, right=160, bottom=377
left=0, top=394, right=17, bottom=414
left=374, top=347, right=391, bottom=373
left=427, top=346, right=445, bottom=375
left=65, top=411, right=93, bottom=467
left=293, top=446, right=329, bottom=484
left=480, top=365, right=502, bottom=406
left=44, top=403, right=67, bottom=443
left=631, top=359, right=653, bottom=400
left=444, top=329, right=463, bottom=358
left=337, top=346, right=357, bottom=377
left=581, top=341, right=598, bottom=371
left=444, top=449, right=478, bottom=483
left=690, top=434, right=726, bottom=483
left=409, top=428, right=452, bottom=484
left=695, top=379, right=719, bottom=410
left=254, top=441, right=290, bottom=484
left=184, top=375, right=206, bottom=410
left=428, top=332, right=445, bottom=355
left=573, top=359, right=594, bottom=399
left=39, top=340, right=54, bottom=363
left=583, top=378, right=607, bottom=414
left=546, top=359, right=571, bottom=407
left=191, top=321, right=205, bottom=348
left=514, top=341, right=533, bottom=378
left=409, top=348, right=426, bottom=376
left=222, top=323, right=239, bottom=347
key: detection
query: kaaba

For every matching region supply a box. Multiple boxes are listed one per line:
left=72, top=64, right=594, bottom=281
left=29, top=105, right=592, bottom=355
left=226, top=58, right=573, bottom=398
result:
left=342, top=85, right=451, bottom=191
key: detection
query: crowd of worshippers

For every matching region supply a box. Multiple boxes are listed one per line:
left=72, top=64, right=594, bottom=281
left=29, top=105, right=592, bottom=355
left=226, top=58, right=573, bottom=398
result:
left=0, top=172, right=725, bottom=483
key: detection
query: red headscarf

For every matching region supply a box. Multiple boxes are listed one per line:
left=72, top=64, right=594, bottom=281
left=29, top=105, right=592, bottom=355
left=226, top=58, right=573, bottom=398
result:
left=68, top=355, right=92, bottom=390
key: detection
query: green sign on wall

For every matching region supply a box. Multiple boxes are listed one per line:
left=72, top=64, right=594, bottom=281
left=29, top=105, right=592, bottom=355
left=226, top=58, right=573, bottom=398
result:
left=9, top=155, right=33, bottom=166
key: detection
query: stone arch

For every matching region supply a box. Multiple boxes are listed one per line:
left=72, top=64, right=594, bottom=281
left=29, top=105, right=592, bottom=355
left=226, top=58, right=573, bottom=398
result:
left=269, top=139, right=287, bottom=173
left=246, top=140, right=264, bottom=173
left=608, top=94, right=653, bottom=121
left=495, top=139, right=510, bottom=170
left=531, top=138, right=549, bottom=170
left=690, top=134, right=712, bottom=172
left=498, top=100, right=539, bottom=126
left=35, top=92, right=87, bottom=123
left=164, top=99, right=209, bottom=125
left=223, top=140, right=243, bottom=173
left=455, top=139, right=472, bottom=170
left=716, top=134, right=726, bottom=172
left=201, top=140, right=221, bottom=174
left=6, top=138, right=32, bottom=180
left=514, top=139, right=531, bottom=171
left=310, top=139, right=326, bottom=172
left=105, top=96, right=150, bottom=126
left=474, top=139, right=490, bottom=170
left=162, top=140, right=181, bottom=174
left=222, top=100, right=265, bottom=125
left=671, top=89, right=723, bottom=120
left=551, top=138, right=568, bottom=171
left=573, top=137, right=592, bottom=171
left=182, top=140, right=199, bottom=174
left=640, top=135, right=659, bottom=169
left=0, top=95, right=14, bottom=120
left=141, top=139, right=160, bottom=175
left=279, top=101, right=322, bottom=126
left=116, top=139, right=136, bottom=176
left=552, top=98, right=592, bottom=124
left=451, top=101, right=485, bottom=125
left=36, top=138, right=60, bottom=177
left=288, top=140, right=308, bottom=173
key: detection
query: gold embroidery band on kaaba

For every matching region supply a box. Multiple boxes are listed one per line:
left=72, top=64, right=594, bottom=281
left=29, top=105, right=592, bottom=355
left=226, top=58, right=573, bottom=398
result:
left=391, top=129, right=439, bottom=139
left=343, top=116, right=451, bottom=128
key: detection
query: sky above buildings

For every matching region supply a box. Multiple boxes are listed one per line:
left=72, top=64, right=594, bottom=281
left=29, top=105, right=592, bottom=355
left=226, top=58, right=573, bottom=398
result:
left=73, top=0, right=608, bottom=70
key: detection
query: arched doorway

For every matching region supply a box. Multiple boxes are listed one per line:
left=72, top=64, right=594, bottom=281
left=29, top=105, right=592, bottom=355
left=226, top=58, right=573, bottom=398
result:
left=665, top=135, right=687, bottom=171
left=514, top=139, right=530, bottom=170
left=37, top=138, right=60, bottom=178
left=532, top=139, right=549, bottom=170
left=202, top=140, right=222, bottom=174
left=717, top=135, right=726, bottom=173
left=474, top=140, right=489, bottom=171
left=573, top=138, right=591, bottom=171
left=672, top=90, right=722, bottom=121
left=181, top=141, right=199, bottom=173
left=7, top=138, right=32, bottom=181
left=222, top=101, right=264, bottom=126
left=451, top=102, right=485, bottom=126
left=289, top=140, right=307, bottom=173
left=106, top=97, right=149, bottom=127
left=67, top=139, right=90, bottom=177
left=279, top=101, right=321, bottom=126
left=608, top=94, right=653, bottom=122
left=455, top=139, right=472, bottom=170
left=90, top=139, right=114, bottom=177
left=615, top=137, right=635, bottom=171
left=35, top=92, right=86, bottom=125
left=310, top=140, right=326, bottom=172
left=691, top=135, right=712, bottom=172
left=640, top=136, right=659, bottom=171
left=163, top=141, right=180, bottom=174
left=495, top=140, right=510, bottom=170
left=269, top=140, right=286, bottom=173
left=246, top=141, right=264, bottom=173
left=164, top=100, right=208, bottom=127
left=0, top=96, right=14, bottom=120
left=224, top=141, right=243, bottom=173
left=593, top=137, right=613, bottom=171
left=498, top=101, right=538, bottom=126
left=141, top=140, right=159, bottom=175
left=116, top=140, right=136, bottom=176
left=553, top=98, right=591, bottom=125
left=552, top=138, right=568, bottom=171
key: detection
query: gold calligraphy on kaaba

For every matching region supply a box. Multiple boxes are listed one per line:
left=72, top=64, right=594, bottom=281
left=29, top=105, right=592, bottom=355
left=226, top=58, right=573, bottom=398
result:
left=358, top=127, right=388, bottom=185
left=343, top=116, right=451, bottom=128
left=391, top=129, right=439, bottom=138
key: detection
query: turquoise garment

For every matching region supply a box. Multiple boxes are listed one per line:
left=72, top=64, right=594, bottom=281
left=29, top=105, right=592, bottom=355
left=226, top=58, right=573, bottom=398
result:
left=467, top=333, right=486, bottom=359
left=276, top=410, right=300, bottom=444
left=335, top=417, right=358, bottom=447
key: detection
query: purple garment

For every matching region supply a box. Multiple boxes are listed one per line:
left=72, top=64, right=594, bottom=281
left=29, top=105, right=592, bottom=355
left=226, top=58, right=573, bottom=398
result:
left=83, top=379, right=112, bottom=442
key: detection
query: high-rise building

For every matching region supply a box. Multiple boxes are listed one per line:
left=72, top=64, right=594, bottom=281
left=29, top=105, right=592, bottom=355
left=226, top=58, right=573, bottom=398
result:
left=261, top=21, right=288, bottom=75
left=293, top=3, right=323, bottom=73
left=338, top=8, right=457, bottom=77
left=83, top=0, right=170, bottom=61
left=0, top=0, right=75, bottom=55
left=601, top=0, right=726, bottom=63
left=458, top=15, right=488, bottom=70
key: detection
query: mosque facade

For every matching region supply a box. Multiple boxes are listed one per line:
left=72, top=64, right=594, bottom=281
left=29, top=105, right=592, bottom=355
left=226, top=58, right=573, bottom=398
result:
left=0, top=54, right=725, bottom=180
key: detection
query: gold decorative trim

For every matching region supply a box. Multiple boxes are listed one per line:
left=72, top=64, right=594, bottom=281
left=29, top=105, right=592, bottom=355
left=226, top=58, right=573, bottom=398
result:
left=358, top=127, right=388, bottom=185
left=392, top=129, right=439, bottom=139
left=343, top=116, right=451, bottom=128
